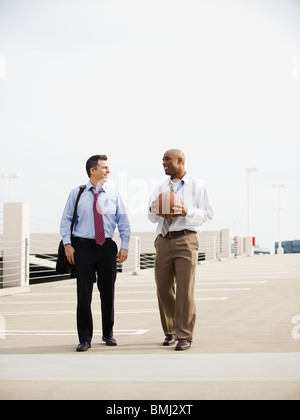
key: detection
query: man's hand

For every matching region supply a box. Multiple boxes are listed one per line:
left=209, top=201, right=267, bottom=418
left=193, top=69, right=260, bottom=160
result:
left=171, top=202, right=188, bottom=218
left=117, top=249, right=128, bottom=264
left=64, top=244, right=75, bottom=265
left=150, top=200, right=158, bottom=215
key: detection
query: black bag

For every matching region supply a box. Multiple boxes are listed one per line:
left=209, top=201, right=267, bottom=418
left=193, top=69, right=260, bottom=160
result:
left=56, top=185, right=86, bottom=277
left=56, top=239, right=70, bottom=275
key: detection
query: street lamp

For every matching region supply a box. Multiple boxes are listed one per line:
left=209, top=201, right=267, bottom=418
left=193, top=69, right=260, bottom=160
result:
left=246, top=167, right=258, bottom=237
left=0, top=173, right=21, bottom=201
left=273, top=184, right=285, bottom=255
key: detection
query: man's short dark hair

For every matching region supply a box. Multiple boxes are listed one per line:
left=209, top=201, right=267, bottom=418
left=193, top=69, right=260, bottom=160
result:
left=86, top=155, right=108, bottom=177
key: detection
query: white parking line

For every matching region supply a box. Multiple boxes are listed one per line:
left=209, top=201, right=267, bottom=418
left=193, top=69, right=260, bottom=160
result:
left=56, top=280, right=269, bottom=289
left=0, top=309, right=159, bottom=316
left=196, top=288, right=250, bottom=292
left=198, top=281, right=267, bottom=285
left=0, top=297, right=229, bottom=304
left=116, top=298, right=229, bottom=303
left=0, top=329, right=149, bottom=336
left=14, top=288, right=248, bottom=297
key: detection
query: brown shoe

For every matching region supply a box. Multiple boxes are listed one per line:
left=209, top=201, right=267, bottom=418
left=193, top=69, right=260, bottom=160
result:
left=163, top=335, right=176, bottom=346
left=175, top=339, right=191, bottom=351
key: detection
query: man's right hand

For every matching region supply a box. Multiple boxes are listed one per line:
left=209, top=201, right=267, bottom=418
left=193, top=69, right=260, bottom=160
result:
left=64, top=244, right=75, bottom=265
left=150, top=200, right=158, bottom=215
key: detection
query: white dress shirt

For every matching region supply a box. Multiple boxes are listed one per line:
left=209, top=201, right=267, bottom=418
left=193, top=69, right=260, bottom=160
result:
left=147, top=174, right=213, bottom=234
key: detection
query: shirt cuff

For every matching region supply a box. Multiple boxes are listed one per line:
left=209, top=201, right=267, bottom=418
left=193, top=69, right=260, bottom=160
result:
left=62, top=235, right=72, bottom=246
left=120, top=240, right=130, bottom=250
left=185, top=207, right=204, bottom=225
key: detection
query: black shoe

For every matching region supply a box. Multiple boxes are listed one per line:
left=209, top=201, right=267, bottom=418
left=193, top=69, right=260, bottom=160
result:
left=102, top=336, right=117, bottom=346
left=76, top=342, right=91, bottom=352
left=163, top=335, right=176, bottom=346
left=175, top=339, right=191, bottom=351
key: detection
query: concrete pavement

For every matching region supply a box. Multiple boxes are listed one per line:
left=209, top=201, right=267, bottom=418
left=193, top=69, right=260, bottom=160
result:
left=0, top=254, right=300, bottom=400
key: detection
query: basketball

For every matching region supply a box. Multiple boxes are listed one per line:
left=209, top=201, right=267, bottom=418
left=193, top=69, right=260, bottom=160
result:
left=155, top=191, right=183, bottom=218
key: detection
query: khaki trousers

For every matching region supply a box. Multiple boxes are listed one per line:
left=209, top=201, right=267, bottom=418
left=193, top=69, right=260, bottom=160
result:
left=154, top=232, right=199, bottom=342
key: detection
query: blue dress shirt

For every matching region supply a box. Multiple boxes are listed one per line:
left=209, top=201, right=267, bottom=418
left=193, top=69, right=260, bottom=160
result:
left=60, top=181, right=131, bottom=250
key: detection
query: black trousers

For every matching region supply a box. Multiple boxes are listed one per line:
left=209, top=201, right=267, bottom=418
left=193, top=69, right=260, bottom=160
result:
left=74, top=238, right=118, bottom=344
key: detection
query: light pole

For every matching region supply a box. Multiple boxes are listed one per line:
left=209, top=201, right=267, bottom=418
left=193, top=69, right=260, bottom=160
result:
left=273, top=184, right=285, bottom=255
left=0, top=173, right=21, bottom=201
left=246, top=167, right=258, bottom=237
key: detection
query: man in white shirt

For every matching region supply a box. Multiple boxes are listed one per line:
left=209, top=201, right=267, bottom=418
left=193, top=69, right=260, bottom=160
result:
left=148, top=149, right=213, bottom=351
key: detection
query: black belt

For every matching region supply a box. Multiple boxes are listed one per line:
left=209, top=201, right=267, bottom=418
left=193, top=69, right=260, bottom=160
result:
left=76, top=237, right=111, bottom=243
left=160, top=229, right=196, bottom=239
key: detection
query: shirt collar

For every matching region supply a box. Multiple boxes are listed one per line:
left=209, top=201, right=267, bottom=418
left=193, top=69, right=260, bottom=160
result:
left=168, top=173, right=190, bottom=185
left=86, top=180, right=106, bottom=192
left=181, top=173, right=190, bottom=184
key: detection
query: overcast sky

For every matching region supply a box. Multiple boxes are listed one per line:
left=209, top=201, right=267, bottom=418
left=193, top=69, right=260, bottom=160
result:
left=0, top=0, right=299, bottom=252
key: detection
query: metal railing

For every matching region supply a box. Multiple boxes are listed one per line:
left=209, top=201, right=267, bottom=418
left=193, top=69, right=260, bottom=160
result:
left=0, top=230, right=258, bottom=288
left=0, top=238, right=29, bottom=288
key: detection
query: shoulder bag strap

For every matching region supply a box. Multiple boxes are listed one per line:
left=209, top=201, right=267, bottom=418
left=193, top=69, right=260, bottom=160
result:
left=70, top=185, right=86, bottom=236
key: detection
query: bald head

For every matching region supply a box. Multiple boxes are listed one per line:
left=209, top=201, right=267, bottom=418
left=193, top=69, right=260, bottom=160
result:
left=163, top=149, right=186, bottom=179
left=164, top=149, right=186, bottom=164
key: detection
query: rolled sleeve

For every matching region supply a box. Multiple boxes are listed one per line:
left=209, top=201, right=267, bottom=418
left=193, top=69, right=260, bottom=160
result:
left=60, top=189, right=77, bottom=245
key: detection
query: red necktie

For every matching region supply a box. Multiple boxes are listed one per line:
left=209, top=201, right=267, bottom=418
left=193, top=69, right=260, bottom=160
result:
left=90, top=188, right=106, bottom=245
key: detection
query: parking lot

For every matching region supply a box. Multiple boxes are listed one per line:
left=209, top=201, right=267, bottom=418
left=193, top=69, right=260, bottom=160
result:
left=0, top=254, right=300, bottom=400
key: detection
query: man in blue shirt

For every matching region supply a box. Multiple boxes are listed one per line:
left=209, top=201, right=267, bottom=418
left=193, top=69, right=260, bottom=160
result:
left=60, top=155, right=130, bottom=352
